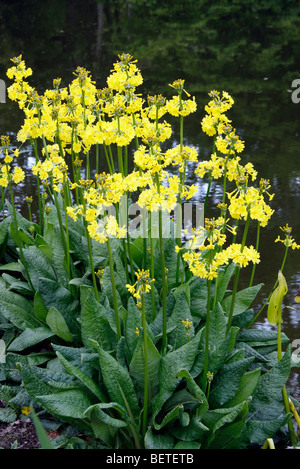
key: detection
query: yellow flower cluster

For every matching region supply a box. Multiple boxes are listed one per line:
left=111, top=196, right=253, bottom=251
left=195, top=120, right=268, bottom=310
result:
left=182, top=217, right=260, bottom=280
left=227, top=180, right=274, bottom=227
left=0, top=135, right=25, bottom=188
left=275, top=224, right=300, bottom=250
left=166, top=79, right=197, bottom=117
left=201, top=90, right=234, bottom=137
left=126, top=269, right=154, bottom=299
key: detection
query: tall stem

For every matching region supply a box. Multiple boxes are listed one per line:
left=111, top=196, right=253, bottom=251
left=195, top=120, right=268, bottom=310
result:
left=63, top=181, right=72, bottom=286
left=156, top=174, right=167, bottom=354
left=203, top=279, right=212, bottom=392
left=107, top=236, right=121, bottom=341
left=227, top=212, right=250, bottom=333
left=31, top=138, right=43, bottom=234
left=141, top=294, right=149, bottom=437
left=249, top=221, right=260, bottom=287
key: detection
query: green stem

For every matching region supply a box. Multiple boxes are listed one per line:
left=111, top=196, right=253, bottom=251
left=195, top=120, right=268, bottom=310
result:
left=1, top=187, right=5, bottom=220
left=127, top=230, right=135, bottom=284
left=226, top=266, right=240, bottom=334
left=141, top=294, right=149, bottom=437
left=202, top=279, right=212, bottom=392
left=212, top=271, right=220, bottom=310
left=155, top=175, right=167, bottom=354
left=142, top=208, right=148, bottom=270
left=103, top=143, right=113, bottom=174
left=27, top=203, right=32, bottom=223
left=150, top=216, right=156, bottom=320
left=227, top=212, right=250, bottom=333
left=63, top=182, right=72, bottom=286
left=31, top=138, right=43, bottom=233
left=81, top=198, right=99, bottom=302
left=159, top=208, right=167, bottom=355
left=222, top=154, right=230, bottom=205
left=108, top=144, right=115, bottom=174
left=107, top=236, right=121, bottom=341
left=117, top=145, right=124, bottom=176
left=249, top=222, right=260, bottom=287
left=204, top=175, right=212, bottom=211
left=96, top=143, right=99, bottom=175
left=86, top=151, right=90, bottom=180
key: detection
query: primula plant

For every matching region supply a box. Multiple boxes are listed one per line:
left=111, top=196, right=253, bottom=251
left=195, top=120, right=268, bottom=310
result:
left=0, top=53, right=300, bottom=449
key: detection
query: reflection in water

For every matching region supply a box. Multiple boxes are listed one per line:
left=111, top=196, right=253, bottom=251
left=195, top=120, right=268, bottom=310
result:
left=0, top=0, right=300, bottom=394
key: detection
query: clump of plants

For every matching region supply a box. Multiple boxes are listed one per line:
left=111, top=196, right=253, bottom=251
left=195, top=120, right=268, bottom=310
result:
left=0, top=53, right=300, bottom=449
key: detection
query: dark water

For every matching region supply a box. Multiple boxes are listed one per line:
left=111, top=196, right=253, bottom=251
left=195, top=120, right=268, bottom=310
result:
left=0, top=0, right=300, bottom=395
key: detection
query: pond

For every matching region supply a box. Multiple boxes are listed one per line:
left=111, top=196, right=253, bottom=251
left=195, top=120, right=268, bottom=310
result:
left=0, top=0, right=300, bottom=397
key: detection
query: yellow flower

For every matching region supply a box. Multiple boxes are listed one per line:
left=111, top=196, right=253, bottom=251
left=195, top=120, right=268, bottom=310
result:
left=166, top=95, right=197, bottom=117
left=275, top=224, right=300, bottom=250
left=21, top=406, right=32, bottom=416
left=12, top=166, right=25, bottom=184
left=126, top=269, right=154, bottom=299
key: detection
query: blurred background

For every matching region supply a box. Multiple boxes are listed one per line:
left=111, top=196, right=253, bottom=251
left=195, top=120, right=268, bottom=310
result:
left=0, top=0, right=300, bottom=394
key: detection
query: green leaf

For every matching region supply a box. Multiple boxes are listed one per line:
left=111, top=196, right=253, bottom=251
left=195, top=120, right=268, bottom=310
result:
left=96, top=345, right=140, bottom=422
left=0, top=287, right=40, bottom=331
left=224, top=368, right=261, bottom=408
left=9, top=222, right=23, bottom=248
left=31, top=408, right=54, bottom=449
left=22, top=246, right=57, bottom=290
left=0, top=262, right=23, bottom=273
left=0, top=220, right=9, bottom=260
left=34, top=290, right=48, bottom=322
left=129, top=335, right=161, bottom=394
left=206, top=303, right=230, bottom=374
left=144, top=428, right=174, bottom=449
left=172, top=282, right=190, bottom=306
left=80, top=288, right=116, bottom=351
left=154, top=238, right=181, bottom=290
left=151, top=331, right=202, bottom=422
left=46, top=307, right=73, bottom=343
left=85, top=402, right=128, bottom=429
left=0, top=407, right=18, bottom=423
left=188, top=276, right=207, bottom=320
left=209, top=357, right=255, bottom=407
left=237, top=329, right=289, bottom=354
left=7, top=326, right=54, bottom=352
left=38, top=277, right=80, bottom=337
left=221, top=283, right=263, bottom=317
left=214, top=263, right=236, bottom=304
left=56, top=350, right=106, bottom=401
left=249, top=345, right=292, bottom=420
left=166, top=291, right=194, bottom=349
left=236, top=414, right=292, bottom=448
left=202, top=401, right=249, bottom=447
left=20, top=363, right=53, bottom=399
left=153, top=404, right=184, bottom=430
left=267, top=270, right=288, bottom=326
left=35, top=388, right=93, bottom=419
left=171, top=415, right=209, bottom=443
left=124, top=297, right=142, bottom=357
left=205, top=401, right=249, bottom=449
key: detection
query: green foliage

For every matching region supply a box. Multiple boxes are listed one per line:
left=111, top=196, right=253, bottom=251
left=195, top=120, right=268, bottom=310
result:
left=0, top=203, right=297, bottom=448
